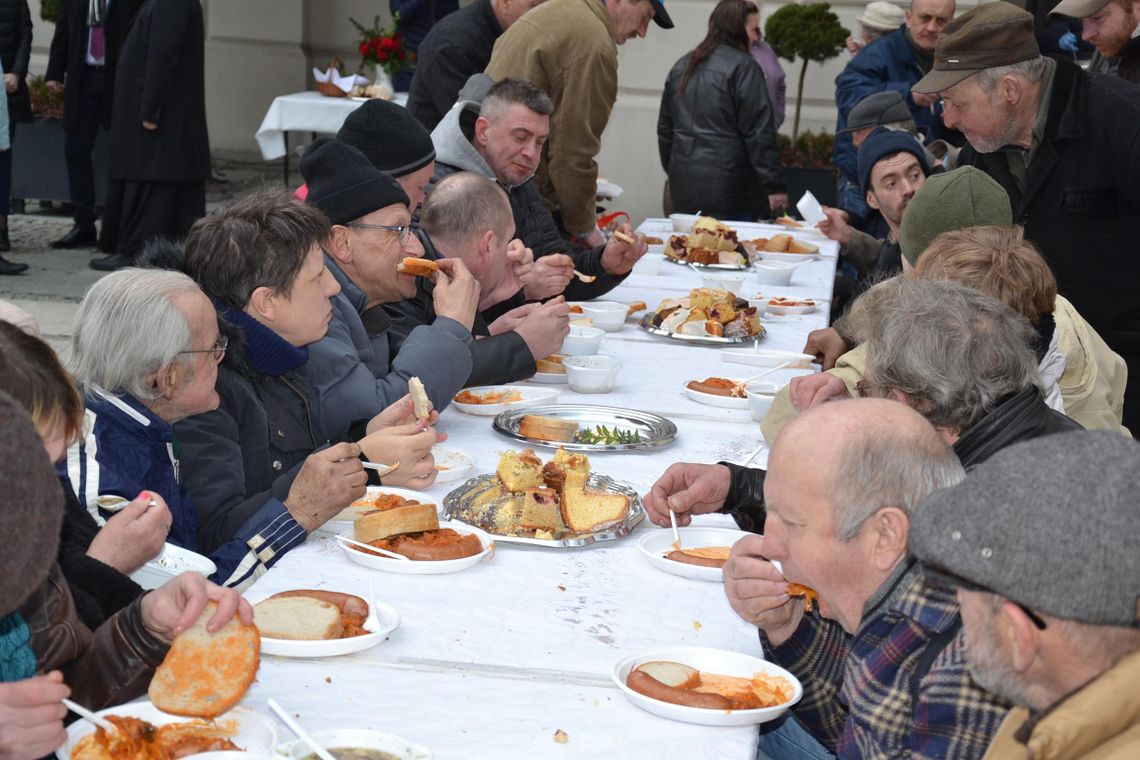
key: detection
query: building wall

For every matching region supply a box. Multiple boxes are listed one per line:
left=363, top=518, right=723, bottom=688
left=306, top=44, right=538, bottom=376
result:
left=23, top=0, right=975, bottom=223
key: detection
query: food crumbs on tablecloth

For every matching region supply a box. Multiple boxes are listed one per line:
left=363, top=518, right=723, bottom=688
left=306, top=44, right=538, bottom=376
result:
left=558, top=584, right=567, bottom=591
left=325, top=676, right=332, bottom=683
left=554, top=729, right=568, bottom=743
left=693, top=620, right=702, bottom=630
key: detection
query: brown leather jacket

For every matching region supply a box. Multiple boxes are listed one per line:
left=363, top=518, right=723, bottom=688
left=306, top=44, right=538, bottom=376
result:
left=19, top=565, right=169, bottom=709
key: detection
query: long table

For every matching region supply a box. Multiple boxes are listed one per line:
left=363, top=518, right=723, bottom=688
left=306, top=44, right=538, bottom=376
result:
left=240, top=220, right=838, bottom=758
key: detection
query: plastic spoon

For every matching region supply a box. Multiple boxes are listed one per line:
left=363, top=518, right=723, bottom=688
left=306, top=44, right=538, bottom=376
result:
left=267, top=699, right=336, bottom=760
left=63, top=698, right=119, bottom=736
left=669, top=508, right=682, bottom=551
left=336, top=533, right=410, bottom=561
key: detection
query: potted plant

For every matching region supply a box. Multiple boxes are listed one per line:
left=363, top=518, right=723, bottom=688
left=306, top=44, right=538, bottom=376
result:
left=350, top=14, right=415, bottom=94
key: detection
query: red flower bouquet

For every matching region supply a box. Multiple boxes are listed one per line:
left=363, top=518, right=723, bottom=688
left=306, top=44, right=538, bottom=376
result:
left=350, top=14, right=415, bottom=78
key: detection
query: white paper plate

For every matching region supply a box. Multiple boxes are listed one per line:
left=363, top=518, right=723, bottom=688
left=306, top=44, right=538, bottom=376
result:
left=720, top=348, right=816, bottom=369
left=337, top=521, right=494, bottom=574
left=58, top=702, right=278, bottom=758
left=637, top=527, right=751, bottom=582
left=452, top=386, right=560, bottom=416
left=257, top=597, right=400, bottom=658
left=759, top=250, right=819, bottom=263
left=766, top=301, right=818, bottom=315
left=530, top=370, right=567, bottom=384
left=431, top=446, right=475, bottom=484
left=318, top=486, right=439, bottom=535
left=682, top=381, right=749, bottom=410
left=612, top=646, right=802, bottom=726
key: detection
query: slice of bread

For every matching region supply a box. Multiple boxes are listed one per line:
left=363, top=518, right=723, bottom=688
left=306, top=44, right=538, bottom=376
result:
left=560, top=470, right=630, bottom=533
left=355, top=502, right=439, bottom=543
left=254, top=596, right=343, bottom=640
left=518, top=414, right=578, bottom=443
left=408, top=376, right=431, bottom=420
left=520, top=488, right=564, bottom=531
left=542, top=448, right=590, bottom=491
left=534, top=355, right=567, bottom=374
left=496, top=449, right=545, bottom=491
left=633, top=660, right=701, bottom=690
left=149, top=602, right=260, bottom=718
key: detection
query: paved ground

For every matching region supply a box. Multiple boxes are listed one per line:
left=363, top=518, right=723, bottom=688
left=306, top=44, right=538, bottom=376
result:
left=0, top=150, right=282, bottom=354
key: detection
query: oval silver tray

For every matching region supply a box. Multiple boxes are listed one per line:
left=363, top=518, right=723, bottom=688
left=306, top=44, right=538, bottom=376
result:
left=492, top=404, right=677, bottom=452
left=443, top=472, right=645, bottom=548
left=638, top=313, right=766, bottom=345
left=664, top=255, right=750, bottom=271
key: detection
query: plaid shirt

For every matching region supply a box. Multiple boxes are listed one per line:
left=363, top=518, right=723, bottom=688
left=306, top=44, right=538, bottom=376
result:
left=762, top=560, right=1011, bottom=759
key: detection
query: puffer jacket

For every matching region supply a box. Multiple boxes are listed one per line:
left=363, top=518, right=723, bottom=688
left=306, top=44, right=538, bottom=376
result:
left=658, top=43, right=784, bottom=221
left=982, top=648, right=1140, bottom=760
left=1054, top=295, right=1129, bottom=435
left=0, top=0, right=32, bottom=123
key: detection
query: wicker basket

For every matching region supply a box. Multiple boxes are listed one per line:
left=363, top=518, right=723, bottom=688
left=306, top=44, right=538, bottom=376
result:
left=314, top=57, right=349, bottom=98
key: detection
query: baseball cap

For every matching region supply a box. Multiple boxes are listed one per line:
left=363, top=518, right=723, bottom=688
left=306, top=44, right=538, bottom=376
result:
left=857, top=1, right=905, bottom=32
left=651, top=0, right=674, bottom=29
left=909, top=430, right=1140, bottom=628
left=840, top=91, right=913, bottom=133
left=912, top=3, right=1041, bottom=94
left=1050, top=0, right=1112, bottom=18
left=857, top=128, right=930, bottom=195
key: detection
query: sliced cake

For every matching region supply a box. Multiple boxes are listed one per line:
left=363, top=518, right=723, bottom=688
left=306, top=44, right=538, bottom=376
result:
left=520, top=487, right=565, bottom=532
left=560, top=470, right=630, bottom=533
left=542, top=448, right=591, bottom=491
left=496, top=448, right=545, bottom=491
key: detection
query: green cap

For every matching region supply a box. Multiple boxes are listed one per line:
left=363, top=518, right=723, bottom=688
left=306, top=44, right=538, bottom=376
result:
left=899, top=167, right=1013, bottom=265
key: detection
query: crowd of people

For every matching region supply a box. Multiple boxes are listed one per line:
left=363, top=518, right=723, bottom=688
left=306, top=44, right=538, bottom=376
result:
left=2, top=0, right=1140, bottom=756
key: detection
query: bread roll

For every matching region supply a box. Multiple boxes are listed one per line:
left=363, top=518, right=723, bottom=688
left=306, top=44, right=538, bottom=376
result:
left=354, top=502, right=439, bottom=543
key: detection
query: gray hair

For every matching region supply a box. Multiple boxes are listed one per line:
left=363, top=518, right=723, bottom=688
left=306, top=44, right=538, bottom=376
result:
left=481, top=78, right=554, bottom=121
left=421, top=171, right=512, bottom=252
left=70, top=268, right=203, bottom=400
left=866, top=278, right=1041, bottom=432
left=832, top=419, right=965, bottom=540
left=976, top=56, right=1047, bottom=95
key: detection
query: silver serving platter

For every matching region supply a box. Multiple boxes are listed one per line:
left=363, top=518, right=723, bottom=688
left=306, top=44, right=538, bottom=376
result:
left=443, top=472, right=645, bottom=548
left=638, top=313, right=766, bottom=345
left=492, top=404, right=677, bottom=451
left=664, top=255, right=750, bottom=271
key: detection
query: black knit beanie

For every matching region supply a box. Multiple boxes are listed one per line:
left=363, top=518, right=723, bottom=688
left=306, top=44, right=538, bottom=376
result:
left=337, top=99, right=436, bottom=178
left=0, top=391, right=64, bottom=616
left=300, top=138, right=410, bottom=225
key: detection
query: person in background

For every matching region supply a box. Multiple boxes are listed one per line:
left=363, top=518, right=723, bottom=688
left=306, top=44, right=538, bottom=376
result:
left=485, top=0, right=674, bottom=246
left=389, top=0, right=459, bottom=92
left=45, top=0, right=145, bottom=251
left=847, top=0, right=906, bottom=56
left=749, top=7, right=786, bottom=129
left=1050, top=0, right=1140, bottom=83
left=407, top=0, right=545, bottom=131
left=94, top=0, right=208, bottom=271
left=0, top=60, right=18, bottom=275
left=659, top=0, right=786, bottom=221
left=0, top=0, right=29, bottom=269
left=909, top=430, right=1140, bottom=760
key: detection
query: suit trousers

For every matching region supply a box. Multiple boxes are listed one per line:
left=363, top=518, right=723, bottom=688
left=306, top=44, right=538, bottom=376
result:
left=63, top=65, right=104, bottom=228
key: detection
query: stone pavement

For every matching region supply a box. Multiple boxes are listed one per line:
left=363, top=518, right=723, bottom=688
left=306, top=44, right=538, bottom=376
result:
left=0, top=150, right=283, bottom=354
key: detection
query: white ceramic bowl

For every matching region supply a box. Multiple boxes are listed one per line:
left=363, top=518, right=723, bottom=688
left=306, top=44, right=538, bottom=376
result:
left=563, top=354, right=622, bottom=393
left=745, top=382, right=782, bottom=422
left=578, top=301, right=627, bottom=332
left=699, top=272, right=746, bottom=295
left=129, top=542, right=217, bottom=590
left=753, top=260, right=800, bottom=286
left=277, top=728, right=432, bottom=759
left=634, top=251, right=664, bottom=275
left=669, top=213, right=699, bottom=232
left=560, top=325, right=605, bottom=356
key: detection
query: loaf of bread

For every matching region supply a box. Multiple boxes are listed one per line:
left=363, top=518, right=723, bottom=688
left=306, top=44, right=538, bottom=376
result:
left=149, top=603, right=260, bottom=719
left=354, top=502, right=439, bottom=543
left=560, top=470, right=630, bottom=533
left=517, top=415, right=579, bottom=443
left=254, top=596, right=343, bottom=640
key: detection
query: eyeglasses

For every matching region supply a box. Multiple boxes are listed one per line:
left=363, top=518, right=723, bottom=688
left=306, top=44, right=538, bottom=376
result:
left=346, top=222, right=416, bottom=246
left=921, top=562, right=1048, bottom=630
left=178, top=334, right=228, bottom=362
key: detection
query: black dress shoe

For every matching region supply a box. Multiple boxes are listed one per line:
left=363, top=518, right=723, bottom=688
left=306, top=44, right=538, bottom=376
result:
left=50, top=224, right=98, bottom=249
left=0, top=255, right=27, bottom=275
left=90, top=253, right=134, bottom=271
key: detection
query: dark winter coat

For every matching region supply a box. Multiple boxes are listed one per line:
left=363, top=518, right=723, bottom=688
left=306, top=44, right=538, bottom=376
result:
left=1089, top=35, right=1140, bottom=86
left=389, top=0, right=460, bottom=90
left=0, top=0, right=32, bottom=123
left=658, top=43, right=785, bottom=220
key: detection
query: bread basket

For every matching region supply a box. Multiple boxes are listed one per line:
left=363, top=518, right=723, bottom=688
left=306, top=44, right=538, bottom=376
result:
left=314, top=57, right=348, bottom=98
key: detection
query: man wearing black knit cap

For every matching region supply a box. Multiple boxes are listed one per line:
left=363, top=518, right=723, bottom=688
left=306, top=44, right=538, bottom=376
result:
left=301, top=137, right=479, bottom=429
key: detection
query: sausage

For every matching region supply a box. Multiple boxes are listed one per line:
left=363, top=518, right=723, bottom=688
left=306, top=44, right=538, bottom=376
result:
left=685, top=379, right=740, bottom=397
left=268, top=590, right=369, bottom=619
left=665, top=550, right=727, bottom=569
left=626, top=671, right=733, bottom=710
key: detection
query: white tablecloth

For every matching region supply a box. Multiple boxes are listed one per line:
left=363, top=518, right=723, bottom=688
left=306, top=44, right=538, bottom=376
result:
left=242, top=220, right=838, bottom=758
left=255, top=91, right=409, bottom=160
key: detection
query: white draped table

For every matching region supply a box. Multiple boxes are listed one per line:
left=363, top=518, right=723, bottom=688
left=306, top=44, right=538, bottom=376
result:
left=240, top=220, right=839, bottom=758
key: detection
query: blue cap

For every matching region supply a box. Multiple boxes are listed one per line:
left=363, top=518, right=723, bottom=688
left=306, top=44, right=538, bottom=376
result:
left=857, top=128, right=930, bottom=195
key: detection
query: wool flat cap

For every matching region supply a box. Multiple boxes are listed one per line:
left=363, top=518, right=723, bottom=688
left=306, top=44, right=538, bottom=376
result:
left=898, top=167, right=1013, bottom=264
left=909, top=430, right=1140, bottom=628
left=858, top=1, right=905, bottom=32
left=301, top=138, right=409, bottom=226
left=337, top=99, right=436, bottom=178
left=840, top=91, right=913, bottom=133
left=858, top=128, right=930, bottom=195
left=913, top=3, right=1041, bottom=94
left=0, top=391, right=64, bottom=616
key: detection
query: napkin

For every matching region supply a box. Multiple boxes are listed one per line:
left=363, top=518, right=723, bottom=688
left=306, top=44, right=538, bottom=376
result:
left=312, top=66, right=370, bottom=95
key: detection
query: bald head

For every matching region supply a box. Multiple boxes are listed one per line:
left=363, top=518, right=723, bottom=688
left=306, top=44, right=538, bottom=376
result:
left=420, top=171, right=513, bottom=257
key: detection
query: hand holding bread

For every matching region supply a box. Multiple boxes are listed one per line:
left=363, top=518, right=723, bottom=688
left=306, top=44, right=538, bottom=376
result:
left=286, top=442, right=368, bottom=531
left=723, top=535, right=804, bottom=645
left=139, top=571, right=253, bottom=643
left=600, top=222, right=648, bottom=276
left=644, top=463, right=732, bottom=528
left=359, top=421, right=441, bottom=488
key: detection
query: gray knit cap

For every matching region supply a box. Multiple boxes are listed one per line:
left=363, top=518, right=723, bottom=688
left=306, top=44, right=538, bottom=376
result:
left=898, top=167, right=1013, bottom=265
left=0, top=391, right=64, bottom=616
left=909, top=429, right=1140, bottom=627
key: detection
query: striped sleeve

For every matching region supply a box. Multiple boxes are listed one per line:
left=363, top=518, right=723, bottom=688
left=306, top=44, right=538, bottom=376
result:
left=207, top=497, right=308, bottom=591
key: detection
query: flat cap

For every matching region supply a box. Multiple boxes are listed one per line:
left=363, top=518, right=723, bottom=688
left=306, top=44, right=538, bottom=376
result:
left=1050, top=0, right=1111, bottom=19
left=840, top=91, right=913, bottom=133
left=913, top=3, right=1041, bottom=94
left=898, top=167, right=1013, bottom=264
left=909, top=430, right=1140, bottom=628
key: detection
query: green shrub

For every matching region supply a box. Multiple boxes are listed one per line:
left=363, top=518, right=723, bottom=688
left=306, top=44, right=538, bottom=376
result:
left=765, top=3, right=848, bottom=143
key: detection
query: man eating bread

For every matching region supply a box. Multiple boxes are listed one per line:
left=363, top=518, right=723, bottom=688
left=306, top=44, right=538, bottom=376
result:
left=300, top=137, right=481, bottom=424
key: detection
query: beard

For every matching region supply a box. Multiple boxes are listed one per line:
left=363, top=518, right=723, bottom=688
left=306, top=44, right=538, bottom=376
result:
left=964, top=614, right=1033, bottom=707
left=964, top=99, right=1024, bottom=154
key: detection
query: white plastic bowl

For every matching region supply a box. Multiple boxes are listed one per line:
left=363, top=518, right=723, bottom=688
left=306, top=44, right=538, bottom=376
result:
left=699, top=272, right=746, bottom=295
left=563, top=354, right=623, bottom=393
left=560, top=325, right=605, bottom=356
left=753, top=260, right=800, bottom=286
left=669, top=213, right=699, bottom=232
left=129, top=542, right=216, bottom=590
left=579, top=301, right=627, bottom=332
left=745, top=382, right=782, bottom=422
left=634, top=251, right=664, bottom=275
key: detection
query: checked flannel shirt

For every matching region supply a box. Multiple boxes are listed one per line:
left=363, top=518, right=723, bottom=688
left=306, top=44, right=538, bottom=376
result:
left=761, top=559, right=1011, bottom=760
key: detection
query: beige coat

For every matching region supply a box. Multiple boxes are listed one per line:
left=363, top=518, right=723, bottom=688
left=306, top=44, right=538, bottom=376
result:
left=485, top=0, right=618, bottom=235
left=760, top=296, right=1129, bottom=442
left=982, top=648, right=1140, bottom=760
